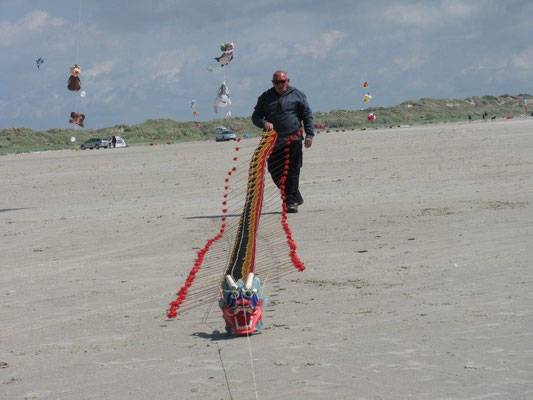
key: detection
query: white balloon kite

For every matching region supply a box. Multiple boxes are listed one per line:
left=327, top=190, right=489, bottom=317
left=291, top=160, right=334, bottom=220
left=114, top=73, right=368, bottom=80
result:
left=214, top=81, right=232, bottom=117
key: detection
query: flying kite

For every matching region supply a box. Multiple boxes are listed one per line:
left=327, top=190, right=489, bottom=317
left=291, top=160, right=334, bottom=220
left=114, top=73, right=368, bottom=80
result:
left=363, top=81, right=369, bottom=88
left=363, top=93, right=372, bottom=103
left=207, top=66, right=214, bottom=72
left=214, top=81, right=232, bottom=117
left=69, top=111, right=85, bottom=127
left=215, top=43, right=234, bottom=67
left=190, top=99, right=196, bottom=108
left=36, top=58, right=44, bottom=69
left=67, top=64, right=82, bottom=91
left=367, top=112, right=376, bottom=121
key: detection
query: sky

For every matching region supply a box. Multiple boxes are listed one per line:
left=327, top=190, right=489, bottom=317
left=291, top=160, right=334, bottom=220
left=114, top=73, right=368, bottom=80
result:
left=1, top=0, right=532, bottom=130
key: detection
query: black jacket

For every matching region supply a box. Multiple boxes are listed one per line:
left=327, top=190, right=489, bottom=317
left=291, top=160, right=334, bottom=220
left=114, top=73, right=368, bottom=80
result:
left=252, top=86, right=314, bottom=140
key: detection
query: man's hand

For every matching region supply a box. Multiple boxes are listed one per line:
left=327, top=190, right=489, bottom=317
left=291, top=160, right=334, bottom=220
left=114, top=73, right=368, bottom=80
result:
left=304, top=137, right=313, bottom=148
left=264, top=122, right=274, bottom=131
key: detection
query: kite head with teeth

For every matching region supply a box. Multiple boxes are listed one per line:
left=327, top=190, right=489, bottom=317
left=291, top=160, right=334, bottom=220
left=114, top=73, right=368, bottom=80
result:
left=219, top=273, right=267, bottom=335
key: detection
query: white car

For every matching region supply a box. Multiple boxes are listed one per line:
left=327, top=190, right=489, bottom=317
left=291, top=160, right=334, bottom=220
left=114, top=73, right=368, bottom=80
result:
left=215, top=128, right=237, bottom=142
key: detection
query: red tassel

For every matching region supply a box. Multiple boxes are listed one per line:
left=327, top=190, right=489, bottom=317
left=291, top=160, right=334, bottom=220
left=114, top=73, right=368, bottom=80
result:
left=274, top=138, right=307, bottom=274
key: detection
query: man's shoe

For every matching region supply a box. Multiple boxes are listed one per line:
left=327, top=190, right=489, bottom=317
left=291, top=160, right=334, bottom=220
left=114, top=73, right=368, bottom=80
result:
left=287, top=203, right=298, bottom=213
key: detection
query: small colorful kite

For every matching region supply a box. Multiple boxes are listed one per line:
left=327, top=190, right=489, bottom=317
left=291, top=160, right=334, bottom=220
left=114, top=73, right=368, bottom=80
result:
left=215, top=43, right=234, bottom=67
left=67, top=64, right=82, bottom=91
left=69, top=111, right=85, bottom=127
left=36, top=58, right=44, bottom=69
left=363, top=93, right=372, bottom=103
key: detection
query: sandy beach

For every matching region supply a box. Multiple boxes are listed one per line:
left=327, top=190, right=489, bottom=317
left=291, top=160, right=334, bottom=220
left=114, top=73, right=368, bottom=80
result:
left=1, top=119, right=532, bottom=400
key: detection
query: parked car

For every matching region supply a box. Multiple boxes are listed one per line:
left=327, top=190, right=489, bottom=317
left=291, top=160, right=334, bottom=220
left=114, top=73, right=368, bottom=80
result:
left=80, top=138, right=108, bottom=150
left=215, top=128, right=237, bottom=142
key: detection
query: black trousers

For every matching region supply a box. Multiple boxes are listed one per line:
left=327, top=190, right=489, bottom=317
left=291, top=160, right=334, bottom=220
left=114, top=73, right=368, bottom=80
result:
left=267, top=139, right=303, bottom=205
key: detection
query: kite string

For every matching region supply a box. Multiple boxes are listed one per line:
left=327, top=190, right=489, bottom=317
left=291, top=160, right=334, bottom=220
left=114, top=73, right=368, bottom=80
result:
left=199, top=301, right=236, bottom=400
left=242, top=269, right=275, bottom=400
left=70, top=0, right=83, bottom=127
left=224, top=6, right=229, bottom=82
left=245, top=327, right=260, bottom=400
left=76, top=0, right=82, bottom=64
left=76, top=0, right=83, bottom=114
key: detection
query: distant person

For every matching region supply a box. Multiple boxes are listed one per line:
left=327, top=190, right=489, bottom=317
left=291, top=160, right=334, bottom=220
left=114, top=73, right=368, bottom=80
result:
left=252, top=70, right=314, bottom=213
left=468, top=115, right=472, bottom=122
left=112, top=136, right=117, bottom=148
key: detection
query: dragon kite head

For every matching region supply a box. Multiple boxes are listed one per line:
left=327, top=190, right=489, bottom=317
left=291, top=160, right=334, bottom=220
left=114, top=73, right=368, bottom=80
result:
left=219, top=273, right=267, bottom=335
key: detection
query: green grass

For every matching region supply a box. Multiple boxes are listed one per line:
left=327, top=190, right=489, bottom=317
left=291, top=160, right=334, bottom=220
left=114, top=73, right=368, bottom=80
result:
left=1, top=94, right=531, bottom=155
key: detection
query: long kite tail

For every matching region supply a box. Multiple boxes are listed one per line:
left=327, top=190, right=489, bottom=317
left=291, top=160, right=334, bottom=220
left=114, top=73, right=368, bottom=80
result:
left=166, top=130, right=306, bottom=319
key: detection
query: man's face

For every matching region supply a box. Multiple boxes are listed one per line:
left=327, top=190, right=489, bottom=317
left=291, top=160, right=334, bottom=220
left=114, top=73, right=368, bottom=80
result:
left=272, top=73, right=290, bottom=95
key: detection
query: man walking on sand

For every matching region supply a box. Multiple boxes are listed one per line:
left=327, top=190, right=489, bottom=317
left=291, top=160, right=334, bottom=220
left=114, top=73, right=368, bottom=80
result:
left=252, top=70, right=314, bottom=213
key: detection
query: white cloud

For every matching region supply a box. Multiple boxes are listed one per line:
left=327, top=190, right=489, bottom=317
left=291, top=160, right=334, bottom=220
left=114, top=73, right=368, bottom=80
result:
left=333, top=47, right=359, bottom=59
left=295, top=30, right=346, bottom=58
left=91, top=87, right=117, bottom=105
left=442, top=0, right=476, bottom=17
left=384, top=4, right=439, bottom=27
left=512, top=47, right=533, bottom=69
left=85, top=60, right=115, bottom=79
left=23, top=10, right=50, bottom=31
left=140, top=50, right=191, bottom=83
left=460, top=59, right=508, bottom=75
left=154, top=67, right=181, bottom=81
left=0, top=10, right=64, bottom=46
left=393, top=48, right=428, bottom=71
left=384, top=1, right=476, bottom=27
left=254, top=42, right=290, bottom=60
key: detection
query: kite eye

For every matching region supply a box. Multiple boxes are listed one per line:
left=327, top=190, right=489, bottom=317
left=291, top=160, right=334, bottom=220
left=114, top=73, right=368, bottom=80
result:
left=242, top=289, right=253, bottom=298
left=230, top=291, right=239, bottom=300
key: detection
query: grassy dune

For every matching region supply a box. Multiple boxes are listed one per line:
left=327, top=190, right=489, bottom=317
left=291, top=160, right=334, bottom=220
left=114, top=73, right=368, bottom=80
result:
left=1, top=94, right=530, bottom=155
